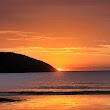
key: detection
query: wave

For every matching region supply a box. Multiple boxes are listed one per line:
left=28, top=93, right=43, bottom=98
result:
left=0, top=91, right=110, bottom=96
left=37, top=86, right=110, bottom=89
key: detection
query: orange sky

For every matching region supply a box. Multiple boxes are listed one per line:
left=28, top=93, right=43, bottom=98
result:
left=0, top=0, right=110, bottom=70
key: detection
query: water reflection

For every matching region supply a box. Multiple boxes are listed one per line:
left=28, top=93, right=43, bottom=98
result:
left=0, top=95, right=110, bottom=110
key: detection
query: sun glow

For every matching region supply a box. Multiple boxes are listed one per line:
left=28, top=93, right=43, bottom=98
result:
left=57, top=68, right=62, bottom=71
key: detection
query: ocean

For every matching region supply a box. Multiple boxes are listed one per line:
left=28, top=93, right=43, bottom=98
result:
left=0, top=71, right=110, bottom=92
left=0, top=71, right=110, bottom=110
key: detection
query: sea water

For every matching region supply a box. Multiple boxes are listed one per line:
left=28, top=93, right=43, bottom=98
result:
left=0, top=71, right=110, bottom=92
left=0, top=71, right=110, bottom=110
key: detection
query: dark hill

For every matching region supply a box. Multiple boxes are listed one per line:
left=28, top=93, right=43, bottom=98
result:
left=0, top=52, right=57, bottom=73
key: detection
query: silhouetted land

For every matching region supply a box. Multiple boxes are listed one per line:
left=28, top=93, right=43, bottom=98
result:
left=0, top=52, right=57, bottom=73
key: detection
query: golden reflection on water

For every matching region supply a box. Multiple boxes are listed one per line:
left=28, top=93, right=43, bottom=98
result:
left=0, top=95, right=110, bottom=110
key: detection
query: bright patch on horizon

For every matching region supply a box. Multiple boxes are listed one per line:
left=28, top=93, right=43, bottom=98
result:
left=57, top=68, right=62, bottom=71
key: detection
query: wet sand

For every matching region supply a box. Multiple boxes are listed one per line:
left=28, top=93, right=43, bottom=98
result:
left=0, top=95, right=110, bottom=110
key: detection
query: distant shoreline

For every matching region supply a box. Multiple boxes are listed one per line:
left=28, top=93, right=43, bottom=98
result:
left=62, top=70, right=110, bottom=72
left=0, top=91, right=110, bottom=96
left=0, top=70, right=110, bottom=73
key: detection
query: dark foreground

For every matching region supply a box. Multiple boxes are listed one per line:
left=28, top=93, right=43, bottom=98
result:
left=0, top=98, right=22, bottom=103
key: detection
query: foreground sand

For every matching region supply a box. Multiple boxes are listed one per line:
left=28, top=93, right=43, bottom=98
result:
left=0, top=95, right=110, bottom=110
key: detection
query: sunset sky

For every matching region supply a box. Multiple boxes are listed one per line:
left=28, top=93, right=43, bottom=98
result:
left=0, top=0, right=110, bottom=71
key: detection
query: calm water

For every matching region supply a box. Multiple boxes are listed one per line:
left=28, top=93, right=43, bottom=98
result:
left=0, top=71, right=110, bottom=92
